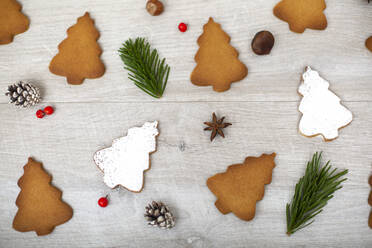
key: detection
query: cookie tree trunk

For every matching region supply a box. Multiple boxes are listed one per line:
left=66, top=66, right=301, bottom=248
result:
left=13, top=158, right=73, bottom=236
left=190, top=17, right=247, bottom=92
left=49, top=12, right=105, bottom=85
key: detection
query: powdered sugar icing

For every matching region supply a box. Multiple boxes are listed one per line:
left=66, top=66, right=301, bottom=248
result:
left=93, top=121, right=159, bottom=192
left=298, top=67, right=352, bottom=140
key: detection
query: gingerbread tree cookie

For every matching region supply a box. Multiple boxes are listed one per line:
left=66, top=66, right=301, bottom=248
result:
left=207, top=153, right=276, bottom=221
left=93, top=121, right=159, bottom=192
left=299, top=67, right=352, bottom=141
left=190, top=17, right=248, bottom=92
left=13, top=158, right=73, bottom=236
left=49, top=12, right=105, bottom=85
left=0, top=0, right=29, bottom=45
left=273, top=0, right=327, bottom=33
left=369, top=175, right=372, bottom=228
left=366, top=36, right=372, bottom=53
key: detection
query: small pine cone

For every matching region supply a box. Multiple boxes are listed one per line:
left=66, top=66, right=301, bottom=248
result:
left=144, top=201, right=175, bottom=229
left=5, top=81, right=41, bottom=108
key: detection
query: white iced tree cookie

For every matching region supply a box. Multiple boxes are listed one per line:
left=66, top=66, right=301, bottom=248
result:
left=93, top=121, right=159, bottom=192
left=298, top=67, right=352, bottom=141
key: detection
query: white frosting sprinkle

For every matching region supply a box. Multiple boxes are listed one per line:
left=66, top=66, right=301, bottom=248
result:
left=93, top=121, right=159, bottom=192
left=298, top=67, right=352, bottom=141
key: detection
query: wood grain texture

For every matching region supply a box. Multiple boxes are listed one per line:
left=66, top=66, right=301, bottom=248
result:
left=0, top=0, right=372, bottom=247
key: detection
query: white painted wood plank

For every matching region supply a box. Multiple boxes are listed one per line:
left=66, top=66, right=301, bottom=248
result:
left=0, top=102, right=371, bottom=247
left=0, top=0, right=372, bottom=103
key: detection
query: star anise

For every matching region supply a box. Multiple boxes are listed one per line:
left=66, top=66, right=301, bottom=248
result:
left=204, top=113, right=232, bottom=141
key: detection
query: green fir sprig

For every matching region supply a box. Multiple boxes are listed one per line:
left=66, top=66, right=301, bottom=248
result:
left=119, top=37, right=170, bottom=98
left=286, top=152, right=348, bottom=236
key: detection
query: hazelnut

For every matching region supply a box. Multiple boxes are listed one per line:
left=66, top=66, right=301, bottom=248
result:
left=146, top=0, right=164, bottom=16
left=251, top=31, right=275, bottom=55
left=366, top=36, right=372, bottom=52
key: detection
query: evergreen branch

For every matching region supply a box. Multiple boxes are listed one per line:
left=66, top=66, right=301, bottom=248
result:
left=286, top=152, right=348, bottom=236
left=119, top=38, right=170, bottom=98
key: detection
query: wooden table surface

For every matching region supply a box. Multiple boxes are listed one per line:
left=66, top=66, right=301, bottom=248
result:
left=1, top=0, right=372, bottom=247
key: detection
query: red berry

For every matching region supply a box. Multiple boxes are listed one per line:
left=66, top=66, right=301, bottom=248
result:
left=44, top=106, right=54, bottom=115
left=178, top=22, right=187, bottom=32
left=36, top=110, right=45, bottom=119
left=98, top=197, right=108, bottom=207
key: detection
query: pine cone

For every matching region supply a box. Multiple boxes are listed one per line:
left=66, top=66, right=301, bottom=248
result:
left=144, top=201, right=175, bottom=229
left=5, top=81, right=41, bottom=108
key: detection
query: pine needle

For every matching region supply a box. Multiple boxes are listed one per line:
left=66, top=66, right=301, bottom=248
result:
left=286, top=152, right=348, bottom=236
left=119, top=38, right=170, bottom=98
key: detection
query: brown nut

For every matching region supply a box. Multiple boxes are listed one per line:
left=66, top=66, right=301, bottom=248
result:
left=146, top=0, right=164, bottom=16
left=366, top=36, right=372, bottom=53
left=251, top=31, right=275, bottom=55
